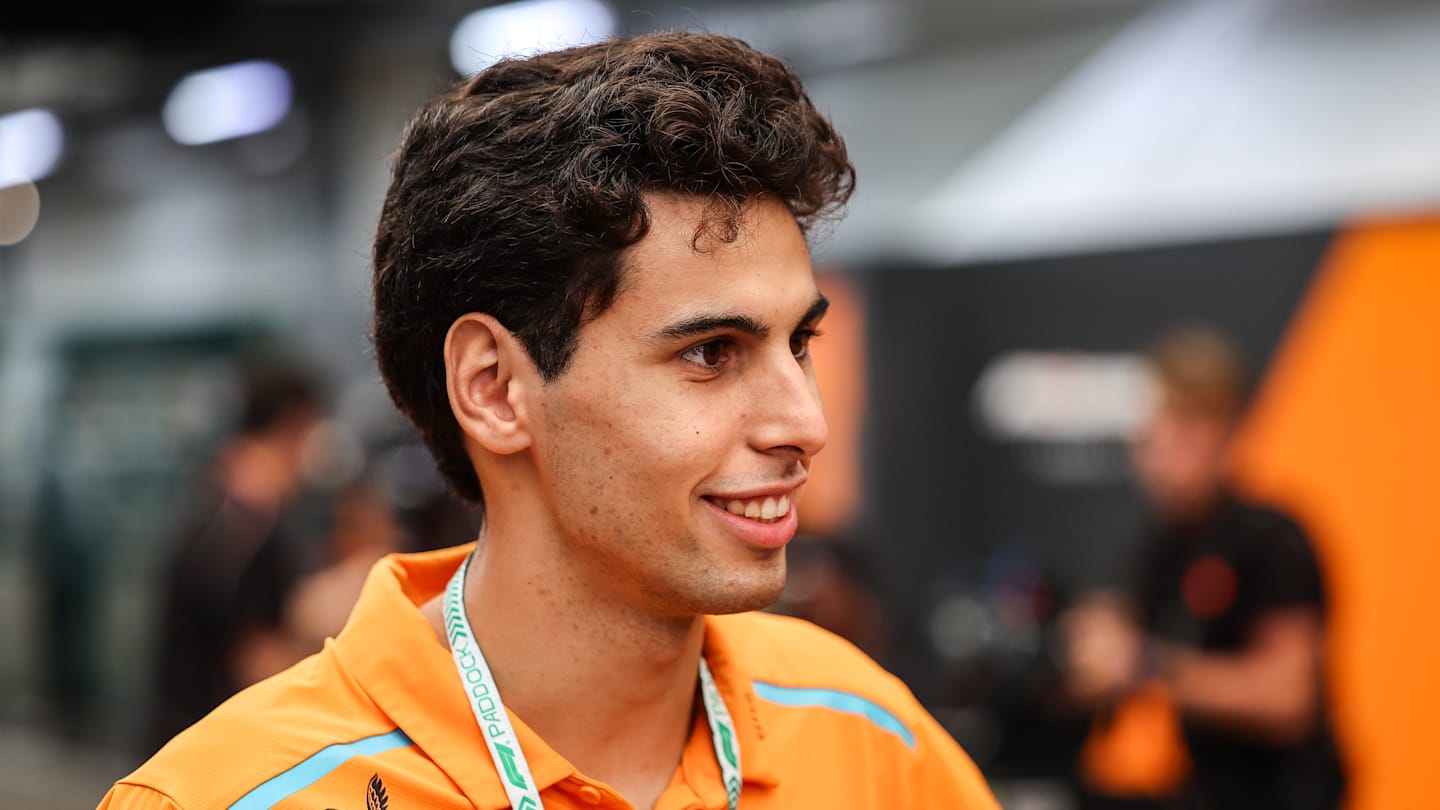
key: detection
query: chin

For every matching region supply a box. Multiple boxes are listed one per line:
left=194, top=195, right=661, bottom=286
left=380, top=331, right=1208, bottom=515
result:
left=679, top=559, right=788, bottom=616
left=727, top=573, right=789, bottom=614
left=705, top=584, right=786, bottom=615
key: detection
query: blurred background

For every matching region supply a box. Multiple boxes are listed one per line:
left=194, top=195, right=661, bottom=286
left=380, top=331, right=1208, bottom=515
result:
left=2, top=0, right=1438, bottom=807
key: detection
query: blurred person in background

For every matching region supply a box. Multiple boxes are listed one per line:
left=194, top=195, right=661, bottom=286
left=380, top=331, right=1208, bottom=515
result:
left=285, top=472, right=407, bottom=649
left=147, top=361, right=327, bottom=752
left=102, top=32, right=998, bottom=810
left=1062, top=325, right=1345, bottom=810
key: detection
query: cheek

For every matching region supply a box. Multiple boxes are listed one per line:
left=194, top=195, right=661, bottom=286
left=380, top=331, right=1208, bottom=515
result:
left=546, top=385, right=713, bottom=509
left=588, top=368, right=732, bottom=450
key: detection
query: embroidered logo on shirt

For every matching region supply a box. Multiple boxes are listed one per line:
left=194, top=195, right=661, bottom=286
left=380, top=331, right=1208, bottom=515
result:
left=1182, top=553, right=1238, bottom=619
left=367, top=773, right=390, bottom=810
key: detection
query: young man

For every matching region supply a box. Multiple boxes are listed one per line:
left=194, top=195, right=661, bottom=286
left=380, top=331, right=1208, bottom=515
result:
left=1064, top=326, right=1345, bottom=810
left=102, top=33, right=998, bottom=809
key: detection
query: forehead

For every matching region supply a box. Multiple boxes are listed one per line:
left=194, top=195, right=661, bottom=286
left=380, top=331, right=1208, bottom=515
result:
left=606, top=194, right=817, bottom=323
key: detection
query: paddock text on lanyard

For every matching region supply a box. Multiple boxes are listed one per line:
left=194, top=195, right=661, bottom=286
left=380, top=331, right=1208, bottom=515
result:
left=443, top=554, right=742, bottom=809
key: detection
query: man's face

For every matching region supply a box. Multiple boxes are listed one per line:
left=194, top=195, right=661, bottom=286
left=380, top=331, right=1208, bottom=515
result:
left=529, top=193, right=829, bottom=618
left=1131, top=390, right=1230, bottom=520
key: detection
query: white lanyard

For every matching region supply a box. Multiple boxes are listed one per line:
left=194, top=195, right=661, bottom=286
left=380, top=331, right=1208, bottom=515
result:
left=443, top=554, right=742, bottom=810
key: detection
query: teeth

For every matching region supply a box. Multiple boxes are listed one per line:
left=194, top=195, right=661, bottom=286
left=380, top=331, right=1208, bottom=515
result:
left=717, top=493, right=794, bottom=522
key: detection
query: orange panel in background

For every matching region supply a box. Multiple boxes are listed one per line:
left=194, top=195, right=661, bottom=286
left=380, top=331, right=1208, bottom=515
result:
left=1229, top=215, right=1440, bottom=810
left=800, top=272, right=867, bottom=535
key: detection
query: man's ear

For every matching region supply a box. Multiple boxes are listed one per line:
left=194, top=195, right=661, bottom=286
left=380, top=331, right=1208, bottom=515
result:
left=444, top=313, right=536, bottom=455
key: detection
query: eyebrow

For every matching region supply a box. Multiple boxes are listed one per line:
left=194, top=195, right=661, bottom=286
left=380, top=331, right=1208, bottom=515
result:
left=649, top=292, right=830, bottom=344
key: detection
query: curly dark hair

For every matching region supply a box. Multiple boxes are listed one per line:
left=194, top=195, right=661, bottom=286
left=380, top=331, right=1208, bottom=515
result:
left=372, top=32, right=855, bottom=505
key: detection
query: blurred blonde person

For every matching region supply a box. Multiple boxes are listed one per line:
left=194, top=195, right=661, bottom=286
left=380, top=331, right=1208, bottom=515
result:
left=1063, top=326, right=1344, bottom=810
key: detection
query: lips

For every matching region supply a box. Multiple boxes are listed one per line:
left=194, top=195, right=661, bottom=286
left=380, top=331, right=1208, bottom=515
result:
left=712, top=493, right=792, bottom=523
left=701, top=485, right=802, bottom=550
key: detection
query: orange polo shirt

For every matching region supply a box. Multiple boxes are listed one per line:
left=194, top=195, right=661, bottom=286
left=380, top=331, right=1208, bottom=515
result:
left=101, top=544, right=998, bottom=809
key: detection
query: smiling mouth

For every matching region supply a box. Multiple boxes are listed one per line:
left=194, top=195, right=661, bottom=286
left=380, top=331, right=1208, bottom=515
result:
left=704, top=493, right=792, bottom=523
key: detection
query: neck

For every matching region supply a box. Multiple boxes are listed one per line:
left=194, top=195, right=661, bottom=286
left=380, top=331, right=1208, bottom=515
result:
left=1160, top=478, right=1229, bottom=527
left=465, top=535, right=706, bottom=736
left=425, top=492, right=705, bottom=806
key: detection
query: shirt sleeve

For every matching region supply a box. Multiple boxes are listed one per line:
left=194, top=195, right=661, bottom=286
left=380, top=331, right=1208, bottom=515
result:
left=1247, top=510, right=1326, bottom=615
left=97, top=783, right=185, bottom=810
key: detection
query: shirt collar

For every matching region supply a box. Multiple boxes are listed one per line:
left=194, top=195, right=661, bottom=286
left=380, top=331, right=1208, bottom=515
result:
left=334, top=544, right=576, bottom=810
left=335, top=543, right=780, bottom=809
left=702, top=613, right=779, bottom=788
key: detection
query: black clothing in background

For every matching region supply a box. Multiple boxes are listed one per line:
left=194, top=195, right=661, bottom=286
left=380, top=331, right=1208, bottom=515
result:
left=148, top=486, right=310, bottom=753
left=1133, top=493, right=1346, bottom=810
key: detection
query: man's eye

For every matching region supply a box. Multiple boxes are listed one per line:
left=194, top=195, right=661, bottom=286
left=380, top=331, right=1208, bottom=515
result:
left=790, top=328, right=821, bottom=360
left=681, top=339, right=732, bottom=370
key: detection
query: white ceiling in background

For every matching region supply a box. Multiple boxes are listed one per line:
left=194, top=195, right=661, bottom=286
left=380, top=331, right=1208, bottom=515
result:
left=910, top=0, right=1440, bottom=263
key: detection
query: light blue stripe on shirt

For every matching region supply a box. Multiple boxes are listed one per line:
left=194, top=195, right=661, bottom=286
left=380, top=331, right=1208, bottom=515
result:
left=752, top=681, right=916, bottom=748
left=229, top=729, right=413, bottom=809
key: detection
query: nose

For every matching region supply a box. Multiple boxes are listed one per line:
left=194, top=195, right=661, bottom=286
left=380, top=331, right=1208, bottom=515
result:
left=749, top=349, right=829, bottom=461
